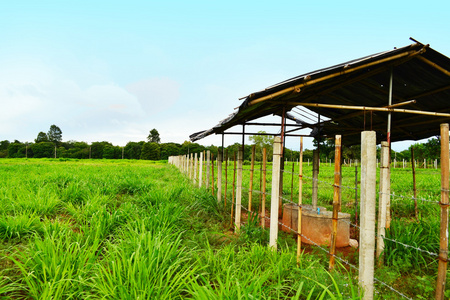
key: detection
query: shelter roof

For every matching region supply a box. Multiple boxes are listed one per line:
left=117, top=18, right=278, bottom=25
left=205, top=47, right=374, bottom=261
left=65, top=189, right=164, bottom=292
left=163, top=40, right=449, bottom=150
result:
left=190, top=40, right=450, bottom=145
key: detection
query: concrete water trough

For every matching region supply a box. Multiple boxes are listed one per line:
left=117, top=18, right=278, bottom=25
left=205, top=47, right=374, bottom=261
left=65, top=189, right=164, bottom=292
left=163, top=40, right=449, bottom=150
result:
left=281, top=203, right=351, bottom=247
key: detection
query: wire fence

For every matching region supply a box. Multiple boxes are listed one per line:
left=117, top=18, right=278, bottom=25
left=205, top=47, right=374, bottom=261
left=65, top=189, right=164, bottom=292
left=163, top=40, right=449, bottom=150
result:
left=169, top=149, right=447, bottom=299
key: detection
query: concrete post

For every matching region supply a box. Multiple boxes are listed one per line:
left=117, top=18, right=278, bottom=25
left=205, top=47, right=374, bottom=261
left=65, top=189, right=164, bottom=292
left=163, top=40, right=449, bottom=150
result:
left=377, top=141, right=389, bottom=264
left=217, top=151, right=222, bottom=202
left=206, top=150, right=210, bottom=189
left=269, top=137, right=282, bottom=250
left=199, top=152, right=203, bottom=187
left=312, top=149, right=319, bottom=209
left=235, top=148, right=243, bottom=232
left=189, top=153, right=193, bottom=180
left=194, top=153, right=198, bottom=184
left=359, top=131, right=376, bottom=300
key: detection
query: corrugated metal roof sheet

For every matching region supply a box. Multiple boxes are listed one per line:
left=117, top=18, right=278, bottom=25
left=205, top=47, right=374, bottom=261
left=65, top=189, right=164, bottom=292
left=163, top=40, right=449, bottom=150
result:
left=190, top=41, right=450, bottom=145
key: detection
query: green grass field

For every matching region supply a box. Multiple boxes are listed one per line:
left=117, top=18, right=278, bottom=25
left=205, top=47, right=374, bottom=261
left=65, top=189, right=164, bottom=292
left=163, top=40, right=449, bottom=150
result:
left=0, top=158, right=447, bottom=299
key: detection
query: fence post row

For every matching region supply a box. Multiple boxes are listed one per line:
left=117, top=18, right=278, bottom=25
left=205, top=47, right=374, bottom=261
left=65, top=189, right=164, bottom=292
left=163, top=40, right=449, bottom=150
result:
left=167, top=124, right=449, bottom=299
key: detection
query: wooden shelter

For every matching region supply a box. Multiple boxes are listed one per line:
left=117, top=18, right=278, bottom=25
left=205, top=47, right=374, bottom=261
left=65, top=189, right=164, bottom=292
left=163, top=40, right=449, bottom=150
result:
left=190, top=39, right=450, bottom=146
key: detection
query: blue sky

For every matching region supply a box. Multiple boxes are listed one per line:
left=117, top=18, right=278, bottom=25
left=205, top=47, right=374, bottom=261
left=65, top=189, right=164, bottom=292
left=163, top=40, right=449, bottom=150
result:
left=1, top=1, right=449, bottom=151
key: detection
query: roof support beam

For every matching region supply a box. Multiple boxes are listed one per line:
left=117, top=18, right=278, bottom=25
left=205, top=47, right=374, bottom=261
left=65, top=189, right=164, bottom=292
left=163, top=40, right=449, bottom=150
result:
left=297, top=102, right=450, bottom=118
left=416, top=56, right=450, bottom=77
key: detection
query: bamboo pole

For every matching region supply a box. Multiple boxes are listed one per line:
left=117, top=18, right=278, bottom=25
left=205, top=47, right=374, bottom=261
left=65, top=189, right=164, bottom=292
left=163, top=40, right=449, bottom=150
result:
left=435, top=123, right=449, bottom=300
left=269, top=137, right=282, bottom=250
left=248, top=48, right=426, bottom=106
left=249, top=145, right=255, bottom=212
left=299, top=102, right=450, bottom=118
left=377, top=141, right=389, bottom=265
left=290, top=160, right=294, bottom=203
left=297, top=137, right=303, bottom=263
left=329, top=135, right=341, bottom=271
left=261, top=148, right=267, bottom=229
left=411, top=147, right=418, bottom=219
left=416, top=55, right=450, bottom=77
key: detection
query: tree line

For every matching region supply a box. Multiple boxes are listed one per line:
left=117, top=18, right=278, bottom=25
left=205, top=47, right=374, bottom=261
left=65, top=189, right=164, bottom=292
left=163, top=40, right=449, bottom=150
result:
left=0, top=126, right=442, bottom=162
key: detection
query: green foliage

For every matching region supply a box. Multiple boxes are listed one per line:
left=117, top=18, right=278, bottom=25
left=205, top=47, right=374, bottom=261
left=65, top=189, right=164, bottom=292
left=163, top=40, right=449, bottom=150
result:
left=124, top=141, right=143, bottom=159
left=35, top=131, right=49, bottom=143
left=147, top=128, right=161, bottom=143
left=249, top=131, right=274, bottom=161
left=30, top=142, right=54, bottom=158
left=141, top=142, right=161, bottom=160
left=47, top=124, right=63, bottom=143
left=90, top=141, right=112, bottom=159
left=160, top=142, right=181, bottom=160
left=7, top=142, right=26, bottom=158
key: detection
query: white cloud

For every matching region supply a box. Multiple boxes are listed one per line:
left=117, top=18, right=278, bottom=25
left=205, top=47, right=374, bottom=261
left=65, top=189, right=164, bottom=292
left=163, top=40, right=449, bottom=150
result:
left=126, top=77, right=180, bottom=115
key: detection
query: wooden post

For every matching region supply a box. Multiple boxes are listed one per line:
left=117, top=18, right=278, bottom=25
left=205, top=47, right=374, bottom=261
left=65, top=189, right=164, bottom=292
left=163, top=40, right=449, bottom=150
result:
left=297, top=137, right=303, bottom=263
left=235, top=148, right=243, bottom=232
left=206, top=150, right=211, bottom=189
left=211, top=153, right=215, bottom=195
left=269, top=137, right=282, bottom=250
left=329, top=135, right=342, bottom=271
left=359, top=131, right=376, bottom=300
left=436, top=123, right=449, bottom=300
left=217, top=151, right=222, bottom=202
left=312, top=149, right=319, bottom=209
left=411, top=147, right=418, bottom=219
left=261, top=148, right=267, bottom=228
left=249, top=145, right=255, bottom=212
left=377, top=141, right=389, bottom=265
left=199, top=152, right=204, bottom=188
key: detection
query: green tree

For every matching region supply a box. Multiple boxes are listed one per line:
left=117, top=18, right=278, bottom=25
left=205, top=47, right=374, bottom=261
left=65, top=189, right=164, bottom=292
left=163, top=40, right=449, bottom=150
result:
left=160, top=143, right=181, bottom=160
left=147, top=128, right=161, bottom=143
left=47, top=125, right=62, bottom=143
left=0, top=140, right=10, bottom=158
left=7, top=142, right=26, bottom=158
left=124, top=142, right=144, bottom=159
left=90, top=141, right=112, bottom=159
left=35, top=132, right=49, bottom=143
left=141, top=142, right=160, bottom=160
left=249, top=131, right=274, bottom=161
left=31, top=142, right=54, bottom=158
